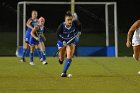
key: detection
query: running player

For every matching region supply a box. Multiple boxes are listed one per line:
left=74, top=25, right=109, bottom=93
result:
left=29, top=17, right=48, bottom=65
left=126, top=19, right=140, bottom=61
left=56, top=11, right=81, bottom=77
left=20, top=10, right=42, bottom=62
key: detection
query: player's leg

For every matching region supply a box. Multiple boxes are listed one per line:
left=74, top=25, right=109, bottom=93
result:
left=30, top=45, right=35, bottom=65
left=29, top=37, right=38, bottom=65
left=35, top=45, right=42, bottom=61
left=73, top=36, right=80, bottom=57
left=57, top=40, right=66, bottom=64
left=133, top=45, right=140, bottom=61
left=58, top=47, right=66, bottom=64
left=61, top=44, right=75, bottom=77
left=20, top=42, right=30, bottom=62
left=20, top=31, right=31, bottom=62
left=38, top=42, right=48, bottom=65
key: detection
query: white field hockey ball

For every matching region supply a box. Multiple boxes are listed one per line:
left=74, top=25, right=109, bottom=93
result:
left=138, top=71, right=140, bottom=75
left=67, top=74, right=72, bottom=78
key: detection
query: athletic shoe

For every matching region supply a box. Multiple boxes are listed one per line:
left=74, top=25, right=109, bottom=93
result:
left=40, top=58, right=43, bottom=62
left=30, top=62, right=35, bottom=65
left=20, top=58, right=25, bottom=62
left=59, top=59, right=63, bottom=64
left=61, top=73, right=67, bottom=77
left=42, top=61, right=48, bottom=65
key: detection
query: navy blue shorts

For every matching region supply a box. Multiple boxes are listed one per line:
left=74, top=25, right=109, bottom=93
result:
left=57, top=39, right=76, bottom=48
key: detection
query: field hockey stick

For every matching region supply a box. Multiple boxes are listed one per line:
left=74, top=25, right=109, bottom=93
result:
left=53, top=32, right=80, bottom=57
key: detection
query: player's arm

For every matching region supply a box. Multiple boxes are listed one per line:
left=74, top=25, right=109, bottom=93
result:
left=56, top=24, right=65, bottom=41
left=73, top=20, right=82, bottom=35
left=73, top=20, right=82, bottom=32
left=126, top=19, right=140, bottom=47
left=26, top=19, right=34, bottom=29
left=31, top=26, right=39, bottom=41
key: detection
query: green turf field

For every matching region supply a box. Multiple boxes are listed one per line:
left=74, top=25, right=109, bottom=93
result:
left=0, top=57, right=140, bottom=93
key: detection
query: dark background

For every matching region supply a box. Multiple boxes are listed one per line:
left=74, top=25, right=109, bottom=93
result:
left=0, top=0, right=140, bottom=32
left=0, top=0, right=139, bottom=56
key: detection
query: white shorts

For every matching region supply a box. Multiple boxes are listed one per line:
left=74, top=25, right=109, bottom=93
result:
left=132, top=39, right=140, bottom=46
left=132, top=28, right=140, bottom=46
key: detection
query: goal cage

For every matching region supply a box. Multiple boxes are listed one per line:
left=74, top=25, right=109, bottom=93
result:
left=16, top=1, right=118, bottom=57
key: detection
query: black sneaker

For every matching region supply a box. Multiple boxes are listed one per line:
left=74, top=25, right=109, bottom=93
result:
left=61, top=73, right=67, bottom=77
left=59, top=59, right=63, bottom=64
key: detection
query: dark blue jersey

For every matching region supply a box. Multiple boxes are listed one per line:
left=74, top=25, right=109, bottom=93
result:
left=25, top=18, right=38, bottom=43
left=27, top=18, right=38, bottom=31
left=35, top=26, right=44, bottom=38
left=56, top=20, right=81, bottom=42
left=29, top=26, right=44, bottom=46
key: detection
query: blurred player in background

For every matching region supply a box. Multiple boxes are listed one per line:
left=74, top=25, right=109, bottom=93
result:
left=56, top=11, right=81, bottom=77
left=29, top=17, right=48, bottom=65
left=126, top=19, right=140, bottom=61
left=20, top=10, right=42, bottom=62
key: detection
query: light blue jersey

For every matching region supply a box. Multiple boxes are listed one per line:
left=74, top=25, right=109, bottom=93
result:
left=29, top=26, right=44, bottom=46
left=25, top=18, right=38, bottom=43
